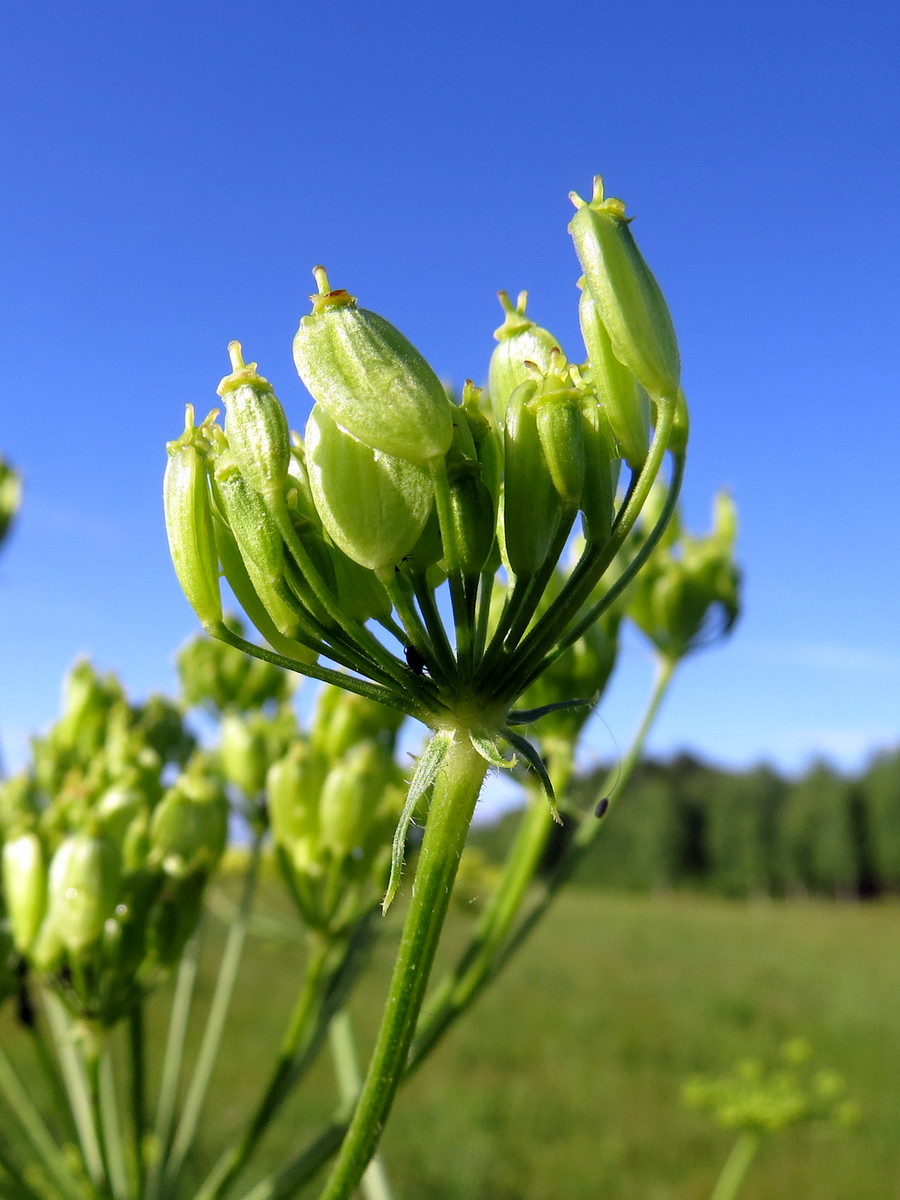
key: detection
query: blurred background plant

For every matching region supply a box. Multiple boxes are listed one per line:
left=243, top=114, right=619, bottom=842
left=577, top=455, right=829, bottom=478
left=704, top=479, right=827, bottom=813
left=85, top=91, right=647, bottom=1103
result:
left=683, top=1039, right=860, bottom=1200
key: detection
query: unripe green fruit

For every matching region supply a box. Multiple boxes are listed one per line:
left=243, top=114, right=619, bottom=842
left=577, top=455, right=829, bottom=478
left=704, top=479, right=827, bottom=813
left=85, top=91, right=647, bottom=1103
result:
left=534, top=385, right=586, bottom=509
left=46, top=832, right=122, bottom=955
left=488, top=291, right=562, bottom=426
left=217, top=342, right=291, bottom=497
left=219, top=713, right=270, bottom=798
left=293, top=268, right=453, bottom=465
left=163, top=407, right=222, bottom=629
left=2, top=831, right=47, bottom=954
left=267, top=742, right=323, bottom=847
left=305, top=405, right=434, bottom=572
left=578, top=282, right=652, bottom=470
left=445, top=461, right=496, bottom=577
left=570, top=178, right=680, bottom=401
left=150, top=775, right=228, bottom=878
left=502, top=381, right=562, bottom=577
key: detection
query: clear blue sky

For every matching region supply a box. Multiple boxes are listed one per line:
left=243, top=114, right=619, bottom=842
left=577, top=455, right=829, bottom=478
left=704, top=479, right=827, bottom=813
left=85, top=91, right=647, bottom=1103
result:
left=3, top=0, right=898, bottom=784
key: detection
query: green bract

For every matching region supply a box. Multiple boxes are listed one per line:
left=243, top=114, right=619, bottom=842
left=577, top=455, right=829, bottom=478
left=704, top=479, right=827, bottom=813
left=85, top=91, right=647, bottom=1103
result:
left=305, top=404, right=434, bottom=572
left=293, top=267, right=454, bottom=465
left=570, top=176, right=681, bottom=401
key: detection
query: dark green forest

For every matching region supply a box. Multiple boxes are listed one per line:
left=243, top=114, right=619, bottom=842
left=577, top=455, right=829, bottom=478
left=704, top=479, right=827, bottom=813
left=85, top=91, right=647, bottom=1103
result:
left=473, top=747, right=900, bottom=900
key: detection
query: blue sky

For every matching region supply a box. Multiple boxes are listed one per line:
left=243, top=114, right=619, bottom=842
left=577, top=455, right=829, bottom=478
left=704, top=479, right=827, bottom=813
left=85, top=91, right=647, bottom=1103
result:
left=2, top=0, right=898, bottom=784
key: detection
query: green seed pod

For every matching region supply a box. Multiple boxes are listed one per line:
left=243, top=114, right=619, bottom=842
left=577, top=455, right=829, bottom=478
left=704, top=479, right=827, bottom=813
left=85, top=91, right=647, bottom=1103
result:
left=488, top=292, right=562, bottom=426
left=310, top=686, right=403, bottom=761
left=212, top=457, right=308, bottom=642
left=164, top=405, right=222, bottom=629
left=212, top=516, right=316, bottom=660
left=461, top=381, right=502, bottom=506
left=217, top=342, right=291, bottom=497
left=45, top=832, right=122, bottom=955
left=219, top=712, right=270, bottom=798
left=95, top=783, right=146, bottom=844
left=149, top=770, right=228, bottom=878
left=293, top=267, right=453, bottom=465
left=502, top=380, right=562, bottom=577
left=578, top=280, right=652, bottom=470
left=305, top=404, right=434, bottom=572
left=2, top=831, right=47, bottom=954
left=533, top=357, right=587, bottom=508
left=445, top=459, right=496, bottom=577
left=570, top=177, right=680, bottom=401
left=267, top=742, right=323, bottom=848
left=579, top=399, right=617, bottom=546
left=331, top=548, right=393, bottom=624
left=319, top=742, right=387, bottom=858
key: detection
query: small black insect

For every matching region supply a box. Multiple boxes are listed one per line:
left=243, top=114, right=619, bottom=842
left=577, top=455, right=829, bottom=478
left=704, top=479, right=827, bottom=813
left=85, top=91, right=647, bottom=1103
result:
left=404, top=644, right=427, bottom=676
left=594, top=797, right=610, bottom=819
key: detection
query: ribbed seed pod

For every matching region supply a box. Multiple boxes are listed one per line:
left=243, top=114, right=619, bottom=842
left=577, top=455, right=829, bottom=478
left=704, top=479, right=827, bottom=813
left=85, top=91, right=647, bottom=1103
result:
left=217, top=342, right=290, bottom=497
left=164, top=406, right=222, bottom=629
left=570, top=177, right=680, bottom=401
left=2, top=831, right=47, bottom=954
left=578, top=281, right=652, bottom=470
left=534, top=377, right=586, bottom=509
left=444, top=460, right=496, bottom=578
left=293, top=268, right=453, bottom=465
left=488, top=292, right=562, bottom=426
left=45, top=832, right=122, bottom=955
left=267, top=742, right=323, bottom=848
left=579, top=400, right=617, bottom=546
left=219, top=713, right=270, bottom=798
left=305, top=404, right=434, bottom=572
left=502, top=380, right=562, bottom=577
left=319, top=743, right=386, bottom=858
left=149, top=773, right=228, bottom=878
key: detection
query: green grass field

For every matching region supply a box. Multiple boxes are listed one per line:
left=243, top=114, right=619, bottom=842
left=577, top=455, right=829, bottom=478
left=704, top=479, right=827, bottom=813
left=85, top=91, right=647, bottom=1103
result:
left=3, top=888, right=897, bottom=1198
left=156, top=887, right=900, bottom=1200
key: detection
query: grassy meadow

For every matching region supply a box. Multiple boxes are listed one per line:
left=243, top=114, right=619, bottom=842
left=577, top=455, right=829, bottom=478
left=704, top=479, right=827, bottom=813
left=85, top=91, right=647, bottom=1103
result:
left=131, top=886, right=900, bottom=1200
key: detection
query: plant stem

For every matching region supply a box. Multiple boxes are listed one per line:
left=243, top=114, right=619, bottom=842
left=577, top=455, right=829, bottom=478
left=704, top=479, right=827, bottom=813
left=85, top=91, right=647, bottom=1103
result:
left=144, top=934, right=200, bottom=1200
left=128, top=1003, right=147, bottom=1194
left=196, top=931, right=338, bottom=1200
left=710, top=1131, right=761, bottom=1200
left=98, top=1047, right=130, bottom=1200
left=408, top=778, right=559, bottom=1074
left=0, top=1033, right=85, bottom=1200
left=317, top=730, right=488, bottom=1200
left=42, top=990, right=107, bottom=1192
left=161, top=833, right=263, bottom=1194
left=328, top=1011, right=395, bottom=1200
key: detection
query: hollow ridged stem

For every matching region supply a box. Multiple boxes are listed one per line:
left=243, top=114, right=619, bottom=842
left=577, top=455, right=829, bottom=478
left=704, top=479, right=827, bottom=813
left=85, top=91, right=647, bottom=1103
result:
left=317, top=731, right=488, bottom=1200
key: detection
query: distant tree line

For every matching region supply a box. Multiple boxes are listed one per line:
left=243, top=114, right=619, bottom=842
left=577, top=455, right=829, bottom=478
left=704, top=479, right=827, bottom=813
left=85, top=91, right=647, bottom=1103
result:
left=474, top=748, right=900, bottom=900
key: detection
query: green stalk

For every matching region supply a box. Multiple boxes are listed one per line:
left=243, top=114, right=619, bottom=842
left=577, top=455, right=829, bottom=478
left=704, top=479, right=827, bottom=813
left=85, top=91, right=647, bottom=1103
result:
left=144, top=936, right=201, bottom=1200
left=492, top=394, right=677, bottom=702
left=196, top=932, right=336, bottom=1200
left=710, top=1131, right=761, bottom=1200
left=42, top=990, right=107, bottom=1191
left=317, top=731, right=488, bottom=1200
left=0, top=1035, right=85, bottom=1200
left=0, top=1131, right=44, bottom=1200
left=160, top=833, right=263, bottom=1195
left=27, top=1003, right=82, bottom=1149
left=98, top=1048, right=130, bottom=1200
left=328, top=1011, right=395, bottom=1200
left=128, top=1004, right=147, bottom=1194
left=409, top=747, right=574, bottom=1073
left=411, top=571, right=461, bottom=683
